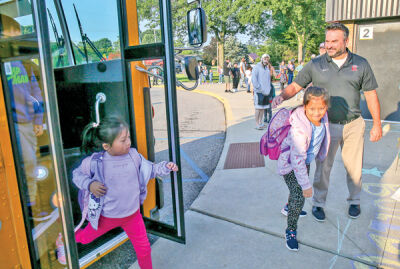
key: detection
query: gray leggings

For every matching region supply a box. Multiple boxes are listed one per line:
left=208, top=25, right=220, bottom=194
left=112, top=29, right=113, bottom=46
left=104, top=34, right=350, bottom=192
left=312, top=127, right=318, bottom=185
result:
left=283, top=165, right=309, bottom=231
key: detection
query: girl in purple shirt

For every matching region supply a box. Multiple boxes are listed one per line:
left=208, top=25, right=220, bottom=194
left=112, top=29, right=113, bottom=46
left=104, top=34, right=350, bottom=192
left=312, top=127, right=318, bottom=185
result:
left=277, top=87, right=330, bottom=251
left=57, top=117, right=177, bottom=268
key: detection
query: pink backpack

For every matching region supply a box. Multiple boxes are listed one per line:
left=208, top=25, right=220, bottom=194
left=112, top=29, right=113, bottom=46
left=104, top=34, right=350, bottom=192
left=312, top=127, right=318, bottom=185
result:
left=260, top=108, right=292, bottom=159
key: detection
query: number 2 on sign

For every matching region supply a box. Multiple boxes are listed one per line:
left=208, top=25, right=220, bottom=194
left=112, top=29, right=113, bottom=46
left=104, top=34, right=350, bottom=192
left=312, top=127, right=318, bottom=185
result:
left=360, top=26, right=373, bottom=40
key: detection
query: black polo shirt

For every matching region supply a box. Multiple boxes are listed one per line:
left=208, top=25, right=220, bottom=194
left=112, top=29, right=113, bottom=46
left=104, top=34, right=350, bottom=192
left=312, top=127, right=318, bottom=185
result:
left=223, top=61, right=230, bottom=76
left=294, top=49, right=378, bottom=123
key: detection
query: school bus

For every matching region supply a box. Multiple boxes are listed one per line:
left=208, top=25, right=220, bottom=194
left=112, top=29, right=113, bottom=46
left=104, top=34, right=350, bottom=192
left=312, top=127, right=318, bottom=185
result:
left=0, top=0, right=206, bottom=268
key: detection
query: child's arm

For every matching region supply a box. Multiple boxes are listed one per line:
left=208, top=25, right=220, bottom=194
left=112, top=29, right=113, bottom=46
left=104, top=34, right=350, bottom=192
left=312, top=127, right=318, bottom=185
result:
left=150, top=161, right=177, bottom=179
left=72, top=157, right=93, bottom=191
left=73, top=156, right=107, bottom=197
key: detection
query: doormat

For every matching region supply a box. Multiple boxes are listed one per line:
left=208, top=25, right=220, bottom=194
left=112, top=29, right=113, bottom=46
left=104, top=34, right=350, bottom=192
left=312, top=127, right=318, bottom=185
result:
left=223, top=142, right=265, bottom=169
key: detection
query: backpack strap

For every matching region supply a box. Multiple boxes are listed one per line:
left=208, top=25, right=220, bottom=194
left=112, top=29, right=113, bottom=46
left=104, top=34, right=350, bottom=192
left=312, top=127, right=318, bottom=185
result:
left=74, top=151, right=104, bottom=232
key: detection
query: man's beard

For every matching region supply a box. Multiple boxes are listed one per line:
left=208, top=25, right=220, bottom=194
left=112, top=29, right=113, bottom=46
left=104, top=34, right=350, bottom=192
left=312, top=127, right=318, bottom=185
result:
left=328, top=47, right=346, bottom=58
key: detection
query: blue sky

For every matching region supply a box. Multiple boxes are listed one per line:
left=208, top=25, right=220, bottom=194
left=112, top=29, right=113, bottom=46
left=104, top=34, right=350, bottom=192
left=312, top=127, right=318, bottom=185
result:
left=16, top=0, right=120, bottom=43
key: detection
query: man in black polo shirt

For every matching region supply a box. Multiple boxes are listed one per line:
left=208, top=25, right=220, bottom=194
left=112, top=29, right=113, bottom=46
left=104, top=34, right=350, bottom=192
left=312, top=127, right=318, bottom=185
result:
left=272, top=23, right=382, bottom=221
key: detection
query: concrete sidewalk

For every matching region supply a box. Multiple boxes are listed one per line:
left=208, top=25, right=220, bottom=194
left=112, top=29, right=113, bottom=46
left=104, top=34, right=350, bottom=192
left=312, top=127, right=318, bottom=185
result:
left=131, top=83, right=400, bottom=269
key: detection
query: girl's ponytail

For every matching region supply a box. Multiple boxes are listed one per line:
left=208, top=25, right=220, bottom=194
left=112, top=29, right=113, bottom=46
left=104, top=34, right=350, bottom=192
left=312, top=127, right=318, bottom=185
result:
left=81, top=123, right=101, bottom=154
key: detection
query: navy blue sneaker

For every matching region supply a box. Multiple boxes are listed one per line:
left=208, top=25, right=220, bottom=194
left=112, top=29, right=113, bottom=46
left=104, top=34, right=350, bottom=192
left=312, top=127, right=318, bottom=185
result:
left=285, top=229, right=298, bottom=251
left=348, top=204, right=361, bottom=219
left=281, top=204, right=307, bottom=218
left=312, top=206, right=326, bottom=222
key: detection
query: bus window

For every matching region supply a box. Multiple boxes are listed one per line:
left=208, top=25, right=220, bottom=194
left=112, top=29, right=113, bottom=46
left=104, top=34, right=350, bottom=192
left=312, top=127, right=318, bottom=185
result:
left=60, top=0, right=121, bottom=65
left=137, top=0, right=162, bottom=45
left=45, top=0, right=73, bottom=68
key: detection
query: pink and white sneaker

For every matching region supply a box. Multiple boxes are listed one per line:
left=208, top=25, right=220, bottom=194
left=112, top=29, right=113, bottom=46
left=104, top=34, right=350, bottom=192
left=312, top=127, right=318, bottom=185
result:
left=56, top=233, right=66, bottom=265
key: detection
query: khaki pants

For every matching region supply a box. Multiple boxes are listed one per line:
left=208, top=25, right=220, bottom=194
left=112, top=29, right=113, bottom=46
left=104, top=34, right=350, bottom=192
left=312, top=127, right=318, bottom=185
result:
left=313, top=117, right=365, bottom=207
left=15, top=122, right=38, bottom=204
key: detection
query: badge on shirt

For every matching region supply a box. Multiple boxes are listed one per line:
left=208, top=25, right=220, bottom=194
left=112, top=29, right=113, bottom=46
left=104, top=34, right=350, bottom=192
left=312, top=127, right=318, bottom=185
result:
left=4, top=62, right=12, bottom=75
left=351, top=65, right=358, bottom=71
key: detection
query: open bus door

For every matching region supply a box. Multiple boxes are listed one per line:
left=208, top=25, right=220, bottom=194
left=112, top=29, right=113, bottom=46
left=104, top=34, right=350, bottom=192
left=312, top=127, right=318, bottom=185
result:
left=0, top=0, right=206, bottom=268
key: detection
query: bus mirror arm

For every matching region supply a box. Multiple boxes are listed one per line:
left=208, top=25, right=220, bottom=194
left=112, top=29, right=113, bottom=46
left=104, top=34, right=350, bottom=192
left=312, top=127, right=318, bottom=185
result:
left=176, top=79, right=199, bottom=91
left=136, top=66, right=164, bottom=83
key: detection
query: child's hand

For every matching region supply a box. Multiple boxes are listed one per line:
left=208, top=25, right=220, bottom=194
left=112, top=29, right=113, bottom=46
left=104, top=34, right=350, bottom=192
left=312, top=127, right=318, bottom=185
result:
left=166, top=162, right=179, bottom=172
left=303, top=187, right=312, bottom=198
left=89, top=181, right=107, bottom=197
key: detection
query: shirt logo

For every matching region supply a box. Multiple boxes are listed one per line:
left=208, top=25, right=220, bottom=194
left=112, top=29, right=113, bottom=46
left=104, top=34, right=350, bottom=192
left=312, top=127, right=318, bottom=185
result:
left=351, top=65, right=358, bottom=71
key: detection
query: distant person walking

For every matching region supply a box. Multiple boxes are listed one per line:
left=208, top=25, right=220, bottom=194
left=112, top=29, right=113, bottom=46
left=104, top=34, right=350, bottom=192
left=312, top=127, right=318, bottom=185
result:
left=287, top=60, right=295, bottom=84
left=252, top=54, right=276, bottom=129
left=295, top=61, right=304, bottom=74
left=218, top=65, right=224, bottom=84
left=223, top=59, right=232, bottom=92
left=279, top=61, right=287, bottom=91
left=239, top=57, right=247, bottom=88
left=197, top=61, right=203, bottom=85
left=202, top=66, right=208, bottom=84
left=209, top=68, right=213, bottom=84
left=273, top=22, right=382, bottom=221
left=245, top=66, right=252, bottom=93
left=231, top=63, right=240, bottom=92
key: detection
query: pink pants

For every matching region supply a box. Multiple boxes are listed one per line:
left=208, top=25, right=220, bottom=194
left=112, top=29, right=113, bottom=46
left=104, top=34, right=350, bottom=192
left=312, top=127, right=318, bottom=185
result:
left=75, top=210, right=152, bottom=269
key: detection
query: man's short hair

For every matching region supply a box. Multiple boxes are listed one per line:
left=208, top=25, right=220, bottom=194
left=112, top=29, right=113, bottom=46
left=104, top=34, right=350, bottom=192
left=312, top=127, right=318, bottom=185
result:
left=326, top=22, right=349, bottom=40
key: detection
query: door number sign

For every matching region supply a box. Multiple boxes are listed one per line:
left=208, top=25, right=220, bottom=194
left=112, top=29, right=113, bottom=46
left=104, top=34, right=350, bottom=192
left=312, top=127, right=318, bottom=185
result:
left=360, top=26, right=373, bottom=40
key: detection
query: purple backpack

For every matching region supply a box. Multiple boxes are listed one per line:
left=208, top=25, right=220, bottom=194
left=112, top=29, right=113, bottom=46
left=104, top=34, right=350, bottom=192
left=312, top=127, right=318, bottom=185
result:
left=260, top=108, right=292, bottom=159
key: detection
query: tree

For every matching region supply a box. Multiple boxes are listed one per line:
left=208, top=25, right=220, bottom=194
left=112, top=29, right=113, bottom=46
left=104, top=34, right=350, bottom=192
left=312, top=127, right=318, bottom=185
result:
left=202, top=37, right=217, bottom=65
left=94, top=38, right=113, bottom=54
left=268, top=0, right=326, bottom=62
left=172, top=0, right=270, bottom=66
left=223, top=36, right=249, bottom=64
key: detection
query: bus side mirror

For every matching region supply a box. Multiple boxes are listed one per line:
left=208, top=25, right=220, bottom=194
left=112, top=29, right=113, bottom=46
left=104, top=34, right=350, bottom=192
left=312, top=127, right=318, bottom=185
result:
left=187, top=8, right=207, bottom=46
left=183, top=56, right=198, bottom=80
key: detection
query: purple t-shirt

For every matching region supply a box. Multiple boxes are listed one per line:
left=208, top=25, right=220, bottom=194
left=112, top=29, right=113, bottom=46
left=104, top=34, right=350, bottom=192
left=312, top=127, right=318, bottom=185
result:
left=101, top=151, right=141, bottom=218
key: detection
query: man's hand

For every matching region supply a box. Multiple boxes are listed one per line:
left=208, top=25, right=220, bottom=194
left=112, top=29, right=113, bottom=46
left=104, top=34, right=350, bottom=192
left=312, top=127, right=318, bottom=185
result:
left=166, top=162, right=179, bottom=172
left=271, top=95, right=284, bottom=108
left=33, top=124, right=43, bottom=136
left=364, top=90, right=382, bottom=142
left=272, top=82, right=303, bottom=108
left=303, top=187, right=312, bottom=198
left=89, top=181, right=107, bottom=197
left=370, top=123, right=382, bottom=142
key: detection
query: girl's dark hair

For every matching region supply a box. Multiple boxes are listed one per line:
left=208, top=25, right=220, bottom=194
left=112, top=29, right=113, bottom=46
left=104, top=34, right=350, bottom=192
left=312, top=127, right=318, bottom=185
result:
left=81, top=116, right=129, bottom=154
left=303, top=86, right=330, bottom=106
